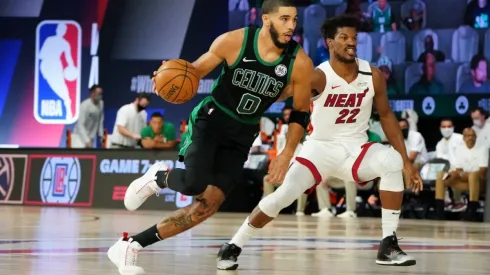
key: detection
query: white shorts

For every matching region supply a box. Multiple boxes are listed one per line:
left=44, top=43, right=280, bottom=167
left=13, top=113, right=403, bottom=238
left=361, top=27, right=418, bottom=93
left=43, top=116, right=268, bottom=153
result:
left=295, top=139, right=393, bottom=186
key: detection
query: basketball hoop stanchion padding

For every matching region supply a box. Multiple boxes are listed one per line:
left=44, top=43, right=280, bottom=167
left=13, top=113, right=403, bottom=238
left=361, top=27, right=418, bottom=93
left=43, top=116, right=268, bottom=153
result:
left=66, top=130, right=72, bottom=148
left=484, top=148, right=490, bottom=222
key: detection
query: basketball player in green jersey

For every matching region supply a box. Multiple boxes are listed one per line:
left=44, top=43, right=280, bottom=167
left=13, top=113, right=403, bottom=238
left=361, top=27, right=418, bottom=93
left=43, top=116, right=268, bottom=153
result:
left=107, top=1, right=314, bottom=274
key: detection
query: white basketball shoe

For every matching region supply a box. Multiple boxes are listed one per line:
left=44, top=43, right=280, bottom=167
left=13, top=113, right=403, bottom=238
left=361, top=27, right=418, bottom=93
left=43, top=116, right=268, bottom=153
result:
left=124, top=162, right=168, bottom=211
left=107, top=234, right=145, bottom=274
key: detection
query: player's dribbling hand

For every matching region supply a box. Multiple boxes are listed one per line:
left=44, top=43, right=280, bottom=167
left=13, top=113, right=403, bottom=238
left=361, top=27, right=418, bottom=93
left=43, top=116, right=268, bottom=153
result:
left=404, top=162, right=423, bottom=193
left=266, top=153, right=293, bottom=184
left=151, top=60, right=167, bottom=94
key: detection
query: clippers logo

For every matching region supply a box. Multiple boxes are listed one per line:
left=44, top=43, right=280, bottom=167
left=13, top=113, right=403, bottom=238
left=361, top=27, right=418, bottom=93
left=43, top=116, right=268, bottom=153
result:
left=175, top=192, right=193, bottom=208
left=0, top=157, right=14, bottom=201
left=40, top=157, right=81, bottom=204
left=34, top=20, right=82, bottom=124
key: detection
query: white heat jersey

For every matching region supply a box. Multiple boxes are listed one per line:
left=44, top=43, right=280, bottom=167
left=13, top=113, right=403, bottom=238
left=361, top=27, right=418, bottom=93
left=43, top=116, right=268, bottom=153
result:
left=308, top=59, right=374, bottom=144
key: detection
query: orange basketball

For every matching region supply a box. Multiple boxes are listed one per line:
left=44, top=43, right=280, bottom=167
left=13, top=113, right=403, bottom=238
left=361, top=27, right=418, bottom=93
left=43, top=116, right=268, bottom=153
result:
left=154, top=59, right=199, bottom=104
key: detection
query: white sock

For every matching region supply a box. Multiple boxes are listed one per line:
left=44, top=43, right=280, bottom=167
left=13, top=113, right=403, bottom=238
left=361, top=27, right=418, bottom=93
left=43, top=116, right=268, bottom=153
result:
left=381, top=208, right=400, bottom=239
left=229, top=217, right=258, bottom=248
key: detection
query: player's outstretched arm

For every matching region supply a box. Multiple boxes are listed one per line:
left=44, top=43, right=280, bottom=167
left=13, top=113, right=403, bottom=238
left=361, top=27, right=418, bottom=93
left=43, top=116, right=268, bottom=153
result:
left=372, top=66, right=423, bottom=191
left=267, top=50, right=313, bottom=183
left=191, top=29, right=244, bottom=79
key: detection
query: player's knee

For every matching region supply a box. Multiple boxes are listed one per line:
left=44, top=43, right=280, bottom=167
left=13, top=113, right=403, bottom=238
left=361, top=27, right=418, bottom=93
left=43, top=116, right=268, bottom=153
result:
left=377, top=148, right=404, bottom=192
left=182, top=170, right=210, bottom=195
left=258, top=193, right=283, bottom=218
left=378, top=148, right=403, bottom=174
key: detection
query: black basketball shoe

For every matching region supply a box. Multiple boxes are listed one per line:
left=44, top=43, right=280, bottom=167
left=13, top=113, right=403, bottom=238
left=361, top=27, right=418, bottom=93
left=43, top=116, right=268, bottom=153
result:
left=376, top=232, right=416, bottom=266
left=217, top=243, right=242, bottom=270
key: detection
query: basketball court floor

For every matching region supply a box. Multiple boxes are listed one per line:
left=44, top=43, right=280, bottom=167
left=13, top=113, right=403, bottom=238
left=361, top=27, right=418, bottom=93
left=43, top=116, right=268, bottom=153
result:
left=1, top=205, right=489, bottom=275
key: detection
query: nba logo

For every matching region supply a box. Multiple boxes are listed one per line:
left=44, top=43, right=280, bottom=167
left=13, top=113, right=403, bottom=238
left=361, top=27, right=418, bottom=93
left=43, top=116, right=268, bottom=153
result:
left=34, top=20, right=82, bottom=124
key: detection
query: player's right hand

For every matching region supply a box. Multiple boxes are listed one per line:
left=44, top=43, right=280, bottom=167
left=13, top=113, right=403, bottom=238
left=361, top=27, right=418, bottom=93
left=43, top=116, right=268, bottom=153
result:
left=151, top=60, right=167, bottom=94
left=404, top=162, right=423, bottom=193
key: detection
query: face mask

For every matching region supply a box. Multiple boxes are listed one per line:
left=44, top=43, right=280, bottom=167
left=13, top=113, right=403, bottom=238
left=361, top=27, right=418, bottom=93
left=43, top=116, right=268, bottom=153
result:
left=93, top=94, right=102, bottom=103
left=440, top=127, right=454, bottom=138
left=401, top=128, right=409, bottom=139
left=137, top=105, right=146, bottom=112
left=473, top=119, right=483, bottom=128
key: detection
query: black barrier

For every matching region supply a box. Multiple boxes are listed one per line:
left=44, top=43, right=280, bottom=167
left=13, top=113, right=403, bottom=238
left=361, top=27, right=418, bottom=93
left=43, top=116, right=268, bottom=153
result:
left=0, top=149, right=193, bottom=211
left=0, top=154, right=28, bottom=204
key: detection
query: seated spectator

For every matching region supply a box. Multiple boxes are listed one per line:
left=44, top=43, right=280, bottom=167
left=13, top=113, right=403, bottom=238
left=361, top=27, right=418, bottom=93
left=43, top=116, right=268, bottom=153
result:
left=436, top=118, right=464, bottom=168
left=399, top=118, right=428, bottom=169
left=434, top=127, right=488, bottom=221
left=464, top=0, right=490, bottom=29
left=409, top=53, right=445, bottom=94
left=402, top=0, right=425, bottom=31
left=471, top=107, right=490, bottom=148
left=459, top=55, right=490, bottom=93
left=345, top=0, right=371, bottom=32
left=365, top=0, right=397, bottom=33
left=110, top=93, right=150, bottom=148
left=314, top=39, right=330, bottom=66
left=379, top=65, right=401, bottom=95
left=140, top=112, right=177, bottom=149
left=417, top=35, right=445, bottom=63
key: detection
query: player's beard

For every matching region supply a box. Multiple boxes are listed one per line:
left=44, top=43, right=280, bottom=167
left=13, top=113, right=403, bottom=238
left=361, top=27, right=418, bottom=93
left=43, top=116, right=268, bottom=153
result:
left=269, top=23, right=289, bottom=49
left=333, top=48, right=356, bottom=64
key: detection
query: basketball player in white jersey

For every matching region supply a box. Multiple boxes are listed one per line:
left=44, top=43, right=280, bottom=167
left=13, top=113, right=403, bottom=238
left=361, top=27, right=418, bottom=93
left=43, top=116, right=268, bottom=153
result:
left=216, top=14, right=423, bottom=269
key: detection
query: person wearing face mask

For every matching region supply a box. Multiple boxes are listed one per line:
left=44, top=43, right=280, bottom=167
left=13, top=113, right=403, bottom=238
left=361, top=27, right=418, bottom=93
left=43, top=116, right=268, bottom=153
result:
left=435, top=118, right=464, bottom=168
left=416, top=35, right=445, bottom=63
left=471, top=107, right=490, bottom=149
left=434, top=128, right=488, bottom=221
left=71, top=85, right=104, bottom=148
left=110, top=93, right=151, bottom=148
left=398, top=118, right=428, bottom=168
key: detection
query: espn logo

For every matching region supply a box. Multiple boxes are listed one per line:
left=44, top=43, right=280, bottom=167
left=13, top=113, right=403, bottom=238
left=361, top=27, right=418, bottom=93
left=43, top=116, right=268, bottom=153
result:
left=112, top=186, right=127, bottom=201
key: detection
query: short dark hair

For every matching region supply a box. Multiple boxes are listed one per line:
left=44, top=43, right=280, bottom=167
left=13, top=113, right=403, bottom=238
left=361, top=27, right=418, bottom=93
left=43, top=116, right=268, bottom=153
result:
left=283, top=106, right=293, bottom=112
left=261, top=0, right=295, bottom=14
left=320, top=14, right=360, bottom=40
left=470, top=54, right=486, bottom=70
left=151, top=112, right=163, bottom=119
left=471, top=106, right=486, bottom=116
left=89, top=85, right=102, bottom=93
left=136, top=93, right=151, bottom=101
left=440, top=118, right=453, bottom=125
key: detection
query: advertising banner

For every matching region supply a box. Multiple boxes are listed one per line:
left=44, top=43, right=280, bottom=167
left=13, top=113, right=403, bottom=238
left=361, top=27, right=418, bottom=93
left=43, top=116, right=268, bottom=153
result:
left=24, top=154, right=96, bottom=207
left=0, top=154, right=27, bottom=204
left=94, top=149, right=193, bottom=211
left=388, top=94, right=490, bottom=117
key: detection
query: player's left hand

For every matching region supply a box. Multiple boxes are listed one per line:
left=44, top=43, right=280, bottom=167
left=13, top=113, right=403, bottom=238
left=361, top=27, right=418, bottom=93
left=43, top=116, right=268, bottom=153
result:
left=403, top=162, right=423, bottom=192
left=266, top=152, right=293, bottom=184
left=151, top=60, right=167, bottom=94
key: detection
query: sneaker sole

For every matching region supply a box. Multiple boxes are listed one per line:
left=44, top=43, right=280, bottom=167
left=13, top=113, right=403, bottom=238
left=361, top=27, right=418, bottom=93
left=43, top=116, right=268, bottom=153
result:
left=217, top=263, right=239, bottom=270
left=376, top=259, right=416, bottom=266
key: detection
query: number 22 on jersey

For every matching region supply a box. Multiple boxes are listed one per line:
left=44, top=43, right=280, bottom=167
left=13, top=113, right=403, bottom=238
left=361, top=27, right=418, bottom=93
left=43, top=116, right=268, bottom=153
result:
left=322, top=89, right=369, bottom=124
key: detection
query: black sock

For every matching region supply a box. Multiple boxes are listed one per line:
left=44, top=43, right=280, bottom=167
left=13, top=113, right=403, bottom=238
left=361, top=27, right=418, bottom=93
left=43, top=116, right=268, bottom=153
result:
left=156, top=170, right=169, bottom=188
left=129, top=224, right=163, bottom=248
